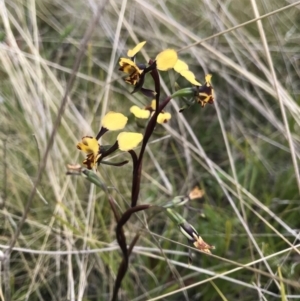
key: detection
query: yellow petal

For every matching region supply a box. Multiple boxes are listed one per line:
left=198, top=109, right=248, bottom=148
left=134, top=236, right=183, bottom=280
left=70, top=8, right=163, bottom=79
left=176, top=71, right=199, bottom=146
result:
left=119, top=58, right=130, bottom=69
left=119, top=58, right=140, bottom=69
left=155, top=49, right=178, bottom=71
left=119, top=57, right=135, bottom=66
left=127, top=41, right=146, bottom=57
left=117, top=132, right=143, bottom=151
left=205, top=74, right=212, bottom=86
left=130, top=106, right=150, bottom=119
left=150, top=99, right=156, bottom=110
left=180, top=70, right=201, bottom=86
left=77, top=136, right=99, bottom=155
left=101, top=111, right=128, bottom=131
left=174, top=59, right=189, bottom=73
left=157, top=112, right=171, bottom=124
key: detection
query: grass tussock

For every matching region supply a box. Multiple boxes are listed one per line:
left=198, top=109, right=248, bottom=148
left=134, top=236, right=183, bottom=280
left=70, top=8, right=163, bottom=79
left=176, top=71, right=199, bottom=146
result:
left=0, top=0, right=300, bottom=300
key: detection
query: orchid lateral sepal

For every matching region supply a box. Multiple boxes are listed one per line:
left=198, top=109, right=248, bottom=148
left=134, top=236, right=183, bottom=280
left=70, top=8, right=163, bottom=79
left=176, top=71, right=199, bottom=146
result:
left=97, top=141, right=119, bottom=164
left=130, top=71, right=146, bottom=94
left=140, top=88, right=156, bottom=98
left=130, top=62, right=159, bottom=94
left=101, top=160, right=129, bottom=167
left=179, top=104, right=193, bottom=113
left=99, top=144, right=115, bottom=154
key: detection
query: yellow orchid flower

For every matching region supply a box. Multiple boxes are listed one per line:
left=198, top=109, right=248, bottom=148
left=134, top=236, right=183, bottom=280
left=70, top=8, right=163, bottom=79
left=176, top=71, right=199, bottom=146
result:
left=196, top=74, right=214, bottom=107
left=77, top=136, right=100, bottom=169
left=77, top=112, right=131, bottom=169
left=119, top=41, right=146, bottom=86
left=119, top=58, right=143, bottom=86
left=77, top=136, right=99, bottom=155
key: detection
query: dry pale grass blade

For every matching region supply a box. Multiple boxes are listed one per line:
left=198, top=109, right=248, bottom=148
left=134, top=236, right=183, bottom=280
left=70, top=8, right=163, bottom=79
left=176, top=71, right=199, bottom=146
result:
left=146, top=148, right=173, bottom=195
left=101, top=0, right=128, bottom=118
left=250, top=0, right=300, bottom=193
left=214, top=99, right=258, bottom=275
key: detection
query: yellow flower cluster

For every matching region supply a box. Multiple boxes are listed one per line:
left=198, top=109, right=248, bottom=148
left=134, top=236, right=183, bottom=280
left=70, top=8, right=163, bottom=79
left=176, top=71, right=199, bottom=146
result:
left=119, top=41, right=202, bottom=88
left=77, top=112, right=143, bottom=169
left=77, top=41, right=215, bottom=169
